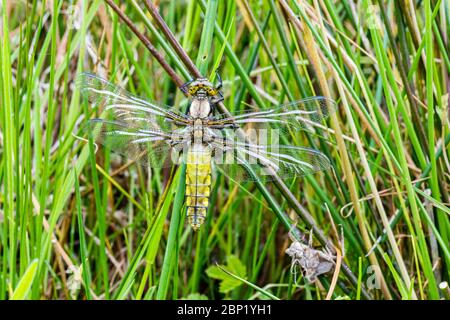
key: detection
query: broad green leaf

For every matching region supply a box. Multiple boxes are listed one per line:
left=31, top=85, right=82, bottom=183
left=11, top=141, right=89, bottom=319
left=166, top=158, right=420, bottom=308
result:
left=206, top=255, right=247, bottom=293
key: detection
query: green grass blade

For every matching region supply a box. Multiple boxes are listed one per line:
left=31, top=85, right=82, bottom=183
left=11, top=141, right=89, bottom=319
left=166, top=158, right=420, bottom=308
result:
left=11, top=259, right=38, bottom=300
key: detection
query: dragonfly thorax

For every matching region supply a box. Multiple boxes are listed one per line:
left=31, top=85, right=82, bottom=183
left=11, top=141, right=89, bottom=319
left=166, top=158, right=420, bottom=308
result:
left=189, top=98, right=211, bottom=119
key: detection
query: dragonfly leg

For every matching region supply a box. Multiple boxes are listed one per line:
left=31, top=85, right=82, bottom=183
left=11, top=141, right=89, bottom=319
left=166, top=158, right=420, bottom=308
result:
left=215, top=70, right=223, bottom=90
left=180, top=79, right=193, bottom=95
left=210, top=91, right=224, bottom=105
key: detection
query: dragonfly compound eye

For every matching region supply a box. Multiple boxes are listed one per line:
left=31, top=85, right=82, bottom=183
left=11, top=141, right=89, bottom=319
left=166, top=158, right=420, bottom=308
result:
left=188, top=86, right=197, bottom=95
left=207, top=88, right=217, bottom=96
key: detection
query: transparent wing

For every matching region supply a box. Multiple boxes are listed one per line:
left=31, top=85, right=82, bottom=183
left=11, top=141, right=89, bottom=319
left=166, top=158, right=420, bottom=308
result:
left=204, top=97, right=335, bottom=181
left=77, top=72, right=190, bottom=130
left=77, top=73, right=190, bottom=167
left=82, top=118, right=189, bottom=168
left=208, top=136, right=332, bottom=182
left=208, top=96, right=337, bottom=131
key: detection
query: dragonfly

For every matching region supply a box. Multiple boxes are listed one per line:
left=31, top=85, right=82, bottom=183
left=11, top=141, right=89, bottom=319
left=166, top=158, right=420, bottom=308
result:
left=78, top=73, right=336, bottom=230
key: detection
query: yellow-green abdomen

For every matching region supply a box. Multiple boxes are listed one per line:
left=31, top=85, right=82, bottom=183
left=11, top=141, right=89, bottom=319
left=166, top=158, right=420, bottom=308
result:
left=186, top=143, right=212, bottom=230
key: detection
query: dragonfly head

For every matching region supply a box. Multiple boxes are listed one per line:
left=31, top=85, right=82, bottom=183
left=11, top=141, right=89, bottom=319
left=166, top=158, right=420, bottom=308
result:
left=186, top=78, right=218, bottom=100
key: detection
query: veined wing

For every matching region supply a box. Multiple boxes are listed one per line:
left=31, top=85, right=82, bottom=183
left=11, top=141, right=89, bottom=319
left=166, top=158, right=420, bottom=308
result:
left=208, top=137, right=332, bottom=182
left=204, top=97, right=335, bottom=180
left=207, top=96, right=337, bottom=131
left=82, top=118, right=189, bottom=168
left=77, top=72, right=191, bottom=130
left=78, top=73, right=190, bottom=167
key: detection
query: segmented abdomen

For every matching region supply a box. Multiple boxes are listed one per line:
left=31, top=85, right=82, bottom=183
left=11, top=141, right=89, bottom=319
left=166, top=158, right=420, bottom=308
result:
left=185, top=143, right=212, bottom=230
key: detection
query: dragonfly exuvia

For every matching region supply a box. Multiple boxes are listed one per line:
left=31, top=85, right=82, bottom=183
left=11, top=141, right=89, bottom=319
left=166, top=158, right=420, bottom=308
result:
left=78, top=73, right=336, bottom=230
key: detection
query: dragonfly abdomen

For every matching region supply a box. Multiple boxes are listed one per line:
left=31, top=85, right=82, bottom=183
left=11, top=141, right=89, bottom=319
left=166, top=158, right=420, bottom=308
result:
left=185, top=143, right=212, bottom=230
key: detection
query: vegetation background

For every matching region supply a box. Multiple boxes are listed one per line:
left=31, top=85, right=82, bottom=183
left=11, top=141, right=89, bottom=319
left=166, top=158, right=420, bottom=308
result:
left=0, top=0, right=449, bottom=300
